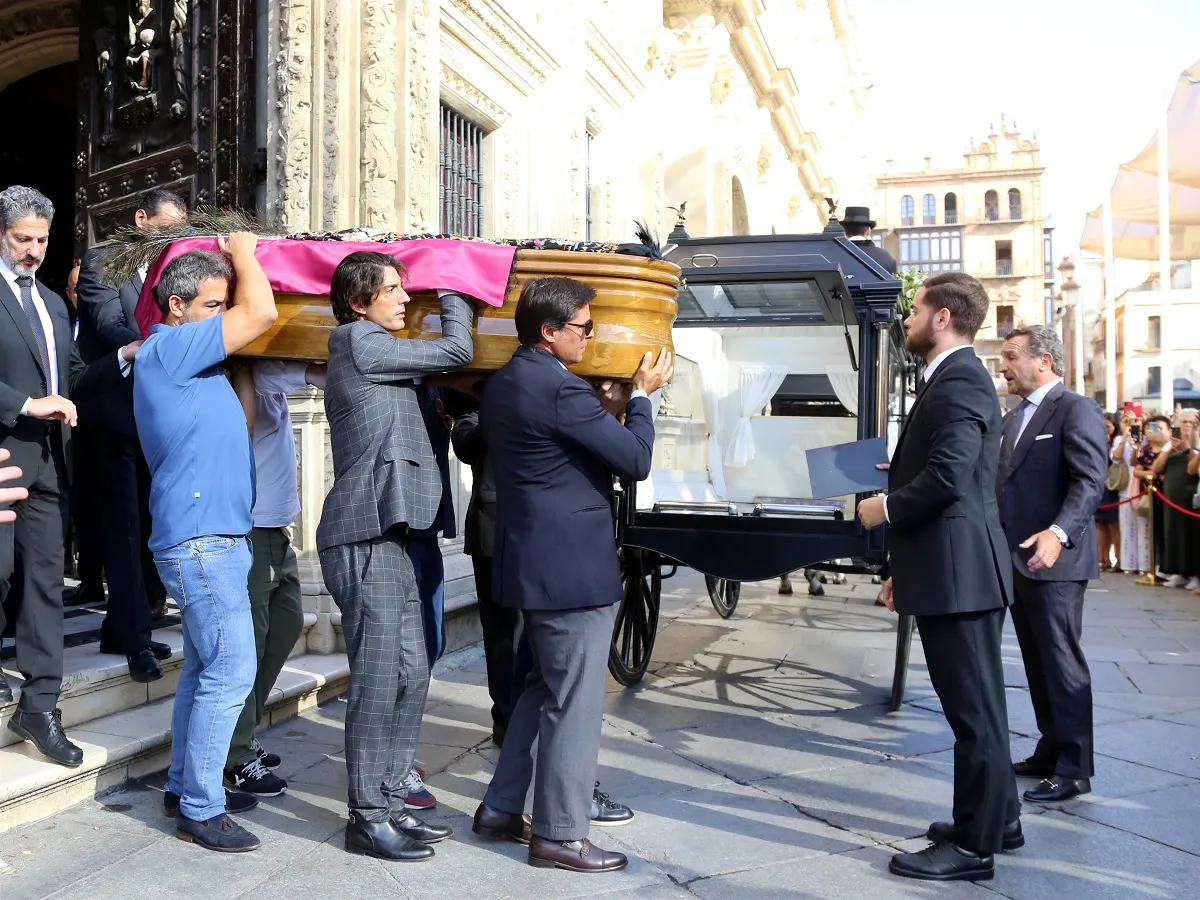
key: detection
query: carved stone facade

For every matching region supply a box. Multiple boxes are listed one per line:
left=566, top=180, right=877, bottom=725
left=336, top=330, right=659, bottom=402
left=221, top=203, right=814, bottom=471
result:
left=0, top=0, right=868, bottom=647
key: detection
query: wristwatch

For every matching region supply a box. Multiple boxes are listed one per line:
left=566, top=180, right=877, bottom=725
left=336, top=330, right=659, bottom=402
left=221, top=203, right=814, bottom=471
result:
left=1048, top=524, right=1068, bottom=545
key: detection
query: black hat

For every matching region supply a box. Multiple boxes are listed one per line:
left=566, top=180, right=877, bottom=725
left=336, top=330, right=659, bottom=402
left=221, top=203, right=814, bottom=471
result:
left=842, top=206, right=875, bottom=227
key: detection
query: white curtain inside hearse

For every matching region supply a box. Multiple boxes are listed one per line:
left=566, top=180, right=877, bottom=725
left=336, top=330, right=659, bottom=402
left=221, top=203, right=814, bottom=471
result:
left=639, top=325, right=860, bottom=512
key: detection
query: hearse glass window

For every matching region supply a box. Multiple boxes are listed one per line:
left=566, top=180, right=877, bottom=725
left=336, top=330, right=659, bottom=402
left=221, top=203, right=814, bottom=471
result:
left=675, top=281, right=825, bottom=321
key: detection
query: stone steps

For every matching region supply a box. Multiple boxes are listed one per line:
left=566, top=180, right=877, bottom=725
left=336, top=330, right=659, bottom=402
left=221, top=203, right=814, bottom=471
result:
left=0, top=570, right=484, bottom=833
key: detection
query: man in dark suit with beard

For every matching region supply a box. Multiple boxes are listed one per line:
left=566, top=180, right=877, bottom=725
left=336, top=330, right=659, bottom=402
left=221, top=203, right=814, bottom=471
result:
left=0, top=185, right=139, bottom=765
left=74, top=189, right=187, bottom=681
left=858, top=271, right=1020, bottom=882
left=997, top=325, right=1107, bottom=803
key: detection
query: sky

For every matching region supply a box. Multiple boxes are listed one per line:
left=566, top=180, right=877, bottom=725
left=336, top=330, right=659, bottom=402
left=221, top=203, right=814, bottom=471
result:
left=849, top=0, right=1200, bottom=261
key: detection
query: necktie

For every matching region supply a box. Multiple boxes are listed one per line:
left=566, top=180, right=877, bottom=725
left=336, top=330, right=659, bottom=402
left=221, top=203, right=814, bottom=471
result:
left=999, top=399, right=1031, bottom=476
left=15, top=275, right=52, bottom=387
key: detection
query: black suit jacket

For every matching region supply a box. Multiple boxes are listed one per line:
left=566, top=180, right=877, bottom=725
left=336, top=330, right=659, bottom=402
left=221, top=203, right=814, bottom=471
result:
left=996, top=382, right=1108, bottom=582
left=850, top=237, right=898, bottom=275
left=480, top=345, right=655, bottom=611
left=450, top=407, right=496, bottom=559
left=0, top=276, right=125, bottom=487
left=75, top=248, right=143, bottom=437
left=886, top=347, right=1012, bottom=616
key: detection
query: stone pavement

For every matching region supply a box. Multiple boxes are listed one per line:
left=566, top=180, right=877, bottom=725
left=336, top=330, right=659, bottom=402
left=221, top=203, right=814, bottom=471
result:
left=3, top=568, right=1200, bottom=899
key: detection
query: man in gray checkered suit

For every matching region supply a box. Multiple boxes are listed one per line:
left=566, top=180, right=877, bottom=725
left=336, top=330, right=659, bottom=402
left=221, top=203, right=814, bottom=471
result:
left=317, top=251, right=473, bottom=862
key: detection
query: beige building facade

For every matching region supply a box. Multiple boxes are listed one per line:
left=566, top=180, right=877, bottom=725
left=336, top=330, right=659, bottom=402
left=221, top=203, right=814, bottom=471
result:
left=872, top=119, right=1053, bottom=393
left=0, top=0, right=869, bottom=638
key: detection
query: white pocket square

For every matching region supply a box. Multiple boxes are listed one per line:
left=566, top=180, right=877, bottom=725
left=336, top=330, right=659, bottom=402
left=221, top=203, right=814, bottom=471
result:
left=1035, top=433, right=1053, bottom=441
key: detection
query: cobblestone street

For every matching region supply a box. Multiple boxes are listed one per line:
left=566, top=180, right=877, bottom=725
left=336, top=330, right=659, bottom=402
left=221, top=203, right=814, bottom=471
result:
left=4, top=569, right=1199, bottom=900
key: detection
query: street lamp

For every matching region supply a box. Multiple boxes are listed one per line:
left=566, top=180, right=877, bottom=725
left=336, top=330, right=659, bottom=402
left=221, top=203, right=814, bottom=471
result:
left=1058, top=256, right=1082, bottom=395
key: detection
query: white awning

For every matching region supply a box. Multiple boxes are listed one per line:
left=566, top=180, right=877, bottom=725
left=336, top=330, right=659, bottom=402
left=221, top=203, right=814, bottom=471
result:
left=1079, top=211, right=1200, bottom=261
left=1126, top=60, right=1200, bottom=188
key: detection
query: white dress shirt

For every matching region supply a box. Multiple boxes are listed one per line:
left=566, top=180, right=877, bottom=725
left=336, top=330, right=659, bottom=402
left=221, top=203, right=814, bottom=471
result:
left=250, top=360, right=311, bottom=529
left=1012, top=378, right=1060, bottom=446
left=1, top=256, right=59, bottom=395
left=0, top=257, right=132, bottom=414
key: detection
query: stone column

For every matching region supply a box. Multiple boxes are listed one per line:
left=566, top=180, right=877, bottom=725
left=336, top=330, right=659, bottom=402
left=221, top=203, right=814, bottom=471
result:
left=357, top=0, right=438, bottom=231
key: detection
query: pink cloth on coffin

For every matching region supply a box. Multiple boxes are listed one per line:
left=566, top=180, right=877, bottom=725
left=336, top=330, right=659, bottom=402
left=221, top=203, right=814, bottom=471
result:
left=134, top=236, right=518, bottom=337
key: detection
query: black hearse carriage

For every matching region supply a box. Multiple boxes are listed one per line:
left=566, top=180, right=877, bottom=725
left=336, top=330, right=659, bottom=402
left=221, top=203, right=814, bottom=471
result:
left=607, top=223, right=920, bottom=709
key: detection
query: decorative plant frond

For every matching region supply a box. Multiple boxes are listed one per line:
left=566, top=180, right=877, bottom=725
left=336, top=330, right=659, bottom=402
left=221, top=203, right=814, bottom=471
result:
left=98, top=207, right=284, bottom=289
left=632, top=219, right=664, bottom=259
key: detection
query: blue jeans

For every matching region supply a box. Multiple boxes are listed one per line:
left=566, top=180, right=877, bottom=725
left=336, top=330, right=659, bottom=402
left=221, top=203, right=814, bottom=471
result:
left=154, top=536, right=256, bottom=821
left=408, top=535, right=446, bottom=664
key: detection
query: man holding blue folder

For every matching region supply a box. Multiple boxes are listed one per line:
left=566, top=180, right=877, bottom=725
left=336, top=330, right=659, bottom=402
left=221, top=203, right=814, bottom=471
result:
left=857, top=272, right=1020, bottom=884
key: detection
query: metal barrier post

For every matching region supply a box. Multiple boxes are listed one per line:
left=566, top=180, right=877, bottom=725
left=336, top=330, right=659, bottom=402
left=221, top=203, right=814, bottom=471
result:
left=1135, top=484, right=1161, bottom=587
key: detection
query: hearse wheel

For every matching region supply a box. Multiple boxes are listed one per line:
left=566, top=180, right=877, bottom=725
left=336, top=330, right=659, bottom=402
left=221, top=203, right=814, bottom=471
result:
left=608, top=548, right=662, bottom=687
left=704, top=575, right=742, bottom=619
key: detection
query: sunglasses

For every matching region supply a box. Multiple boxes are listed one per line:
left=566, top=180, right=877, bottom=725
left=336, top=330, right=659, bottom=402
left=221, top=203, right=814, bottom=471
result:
left=563, top=319, right=595, bottom=338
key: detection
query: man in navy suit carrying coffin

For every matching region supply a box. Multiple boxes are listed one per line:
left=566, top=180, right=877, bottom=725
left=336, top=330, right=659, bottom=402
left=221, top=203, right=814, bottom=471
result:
left=471, top=277, right=672, bottom=873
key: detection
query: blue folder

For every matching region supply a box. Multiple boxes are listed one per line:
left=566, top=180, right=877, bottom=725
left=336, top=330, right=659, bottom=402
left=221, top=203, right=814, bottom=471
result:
left=805, top=437, right=889, bottom=499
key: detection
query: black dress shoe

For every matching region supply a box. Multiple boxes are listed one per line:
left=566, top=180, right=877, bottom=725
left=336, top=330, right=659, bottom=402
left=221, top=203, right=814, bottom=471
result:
left=473, top=802, right=532, bottom=844
left=344, top=813, right=434, bottom=861
left=391, top=809, right=452, bottom=844
left=127, top=649, right=163, bottom=684
left=164, top=789, right=259, bottom=817
left=928, top=819, right=1024, bottom=851
left=590, top=784, right=634, bottom=827
left=149, top=641, right=173, bottom=661
left=0, top=674, right=12, bottom=704
left=7, top=709, right=84, bottom=767
left=889, top=840, right=994, bottom=881
left=1024, top=777, right=1091, bottom=803
left=1013, top=757, right=1057, bottom=778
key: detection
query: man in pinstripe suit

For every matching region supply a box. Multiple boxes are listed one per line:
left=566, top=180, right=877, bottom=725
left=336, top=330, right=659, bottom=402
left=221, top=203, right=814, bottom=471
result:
left=317, top=252, right=473, bottom=862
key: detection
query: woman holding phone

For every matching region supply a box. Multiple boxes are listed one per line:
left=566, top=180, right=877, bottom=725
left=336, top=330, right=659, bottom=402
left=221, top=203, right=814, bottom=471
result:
left=1115, top=414, right=1149, bottom=574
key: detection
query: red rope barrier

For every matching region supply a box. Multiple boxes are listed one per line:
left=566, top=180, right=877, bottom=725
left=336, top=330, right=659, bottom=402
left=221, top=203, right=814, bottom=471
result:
left=1153, top=488, right=1200, bottom=520
left=1100, top=485, right=1200, bottom=519
left=1096, top=491, right=1146, bottom=510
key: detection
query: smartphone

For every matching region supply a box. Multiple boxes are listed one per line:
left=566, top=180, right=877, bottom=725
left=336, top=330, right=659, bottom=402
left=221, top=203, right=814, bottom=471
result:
left=1175, top=426, right=1184, bottom=440
left=1131, top=424, right=1142, bottom=441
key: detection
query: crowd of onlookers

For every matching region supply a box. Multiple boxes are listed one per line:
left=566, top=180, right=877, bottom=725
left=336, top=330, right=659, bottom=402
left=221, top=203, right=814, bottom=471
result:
left=1096, top=403, right=1200, bottom=588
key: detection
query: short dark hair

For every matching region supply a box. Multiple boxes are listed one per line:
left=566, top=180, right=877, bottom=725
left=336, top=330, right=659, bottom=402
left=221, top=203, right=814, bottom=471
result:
left=330, top=251, right=407, bottom=325
left=921, top=271, right=989, bottom=340
left=154, top=250, right=232, bottom=314
left=138, top=188, right=187, bottom=218
left=514, top=277, right=595, bottom=346
left=843, top=222, right=869, bottom=238
left=1149, top=414, right=1172, bottom=429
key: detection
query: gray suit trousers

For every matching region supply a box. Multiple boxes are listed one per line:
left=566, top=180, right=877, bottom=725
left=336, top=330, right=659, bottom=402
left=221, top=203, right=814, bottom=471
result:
left=484, top=603, right=616, bottom=841
left=320, top=530, right=429, bottom=822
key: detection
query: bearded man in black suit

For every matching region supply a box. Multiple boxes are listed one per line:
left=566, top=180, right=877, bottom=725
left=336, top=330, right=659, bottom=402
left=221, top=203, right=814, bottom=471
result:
left=858, top=272, right=1020, bottom=882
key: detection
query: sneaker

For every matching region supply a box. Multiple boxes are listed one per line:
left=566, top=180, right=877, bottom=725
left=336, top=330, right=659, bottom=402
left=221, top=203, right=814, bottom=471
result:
left=251, top=737, right=282, bottom=770
left=1166, top=575, right=1188, bottom=589
left=403, top=767, right=437, bottom=810
left=164, top=789, right=258, bottom=817
left=176, top=814, right=260, bottom=852
left=1186, top=577, right=1200, bottom=591
left=590, top=783, right=634, bottom=827
left=224, top=759, right=288, bottom=797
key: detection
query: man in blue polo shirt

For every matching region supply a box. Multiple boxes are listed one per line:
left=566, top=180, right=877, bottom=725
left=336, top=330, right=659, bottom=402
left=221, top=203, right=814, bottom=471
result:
left=134, top=233, right=279, bottom=853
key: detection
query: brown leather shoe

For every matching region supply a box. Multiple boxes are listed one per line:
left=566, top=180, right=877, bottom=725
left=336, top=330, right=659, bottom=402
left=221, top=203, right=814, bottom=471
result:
left=528, top=836, right=628, bottom=872
left=472, top=802, right=532, bottom=845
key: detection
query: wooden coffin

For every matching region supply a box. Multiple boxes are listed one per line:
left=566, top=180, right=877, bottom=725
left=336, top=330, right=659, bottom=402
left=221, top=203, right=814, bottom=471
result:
left=239, top=250, right=681, bottom=380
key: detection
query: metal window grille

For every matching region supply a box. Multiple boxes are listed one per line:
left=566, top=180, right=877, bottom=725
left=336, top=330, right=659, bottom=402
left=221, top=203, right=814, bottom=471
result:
left=439, top=105, right=483, bottom=236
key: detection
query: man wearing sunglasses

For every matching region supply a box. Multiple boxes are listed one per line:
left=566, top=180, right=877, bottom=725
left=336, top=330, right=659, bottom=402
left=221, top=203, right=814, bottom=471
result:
left=470, top=277, right=672, bottom=873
